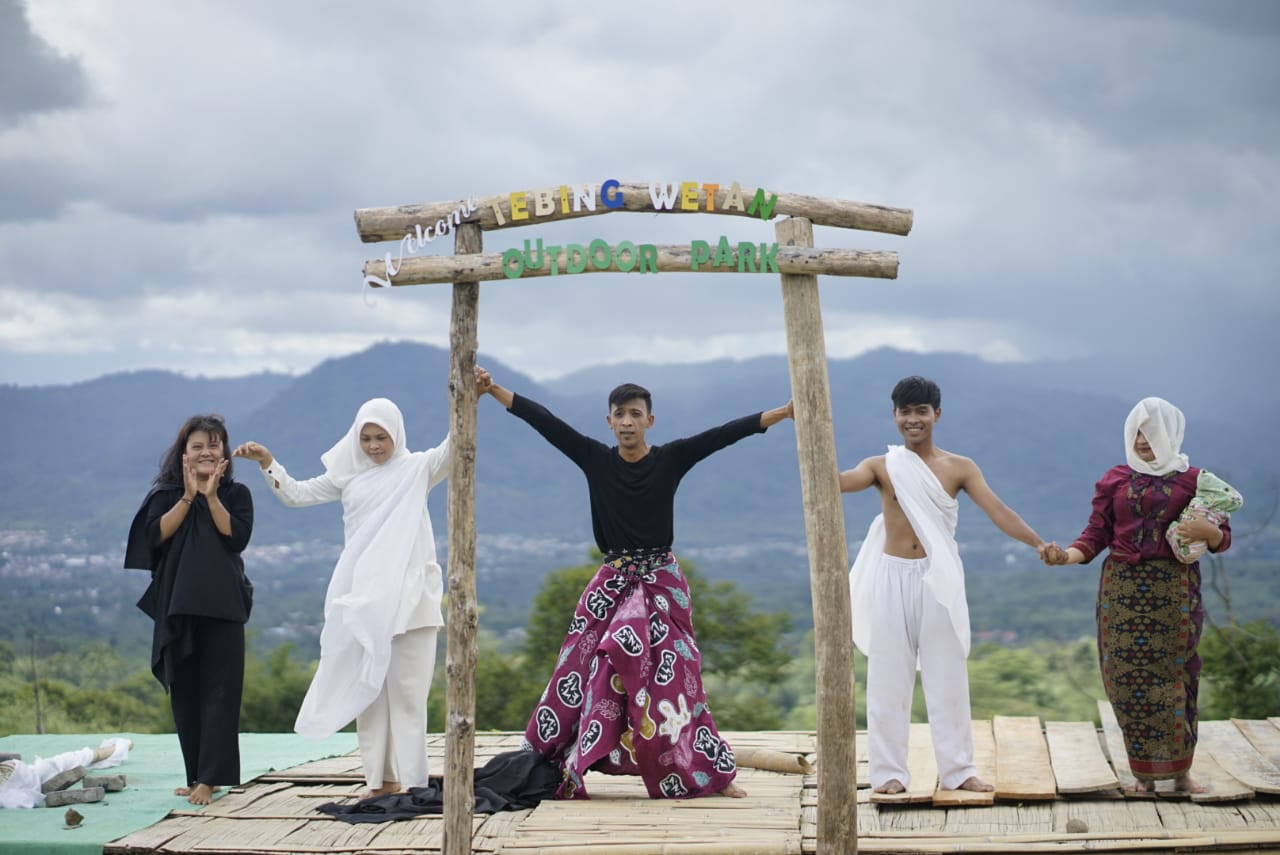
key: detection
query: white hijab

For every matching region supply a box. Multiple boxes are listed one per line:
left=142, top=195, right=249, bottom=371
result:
left=1124, top=397, right=1190, bottom=476
left=320, top=398, right=409, bottom=488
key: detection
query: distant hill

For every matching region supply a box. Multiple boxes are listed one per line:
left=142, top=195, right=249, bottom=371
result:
left=3, top=342, right=1275, bottom=641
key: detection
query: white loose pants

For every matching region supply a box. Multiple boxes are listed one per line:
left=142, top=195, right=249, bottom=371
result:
left=866, top=555, right=977, bottom=790
left=356, top=626, right=439, bottom=789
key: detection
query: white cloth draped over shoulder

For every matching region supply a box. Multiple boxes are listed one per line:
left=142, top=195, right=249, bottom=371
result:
left=260, top=398, right=450, bottom=740
left=849, top=445, right=970, bottom=659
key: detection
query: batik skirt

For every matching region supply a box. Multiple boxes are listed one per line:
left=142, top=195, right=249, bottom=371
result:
left=1097, top=556, right=1203, bottom=781
left=523, top=549, right=737, bottom=799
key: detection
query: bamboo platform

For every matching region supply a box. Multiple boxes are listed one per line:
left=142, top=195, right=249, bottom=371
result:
left=105, top=713, right=1280, bottom=855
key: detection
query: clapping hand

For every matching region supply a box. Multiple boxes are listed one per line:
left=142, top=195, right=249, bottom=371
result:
left=201, top=458, right=228, bottom=497
left=181, top=454, right=199, bottom=501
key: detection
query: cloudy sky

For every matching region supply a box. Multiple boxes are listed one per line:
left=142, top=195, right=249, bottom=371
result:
left=1, top=0, right=1276, bottom=389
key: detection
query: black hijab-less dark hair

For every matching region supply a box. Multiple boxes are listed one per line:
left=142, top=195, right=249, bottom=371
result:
left=891, top=376, right=942, bottom=411
left=608, top=383, right=653, bottom=413
left=154, top=414, right=235, bottom=487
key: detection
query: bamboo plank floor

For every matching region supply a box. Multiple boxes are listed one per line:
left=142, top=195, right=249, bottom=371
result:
left=105, top=719, right=1280, bottom=855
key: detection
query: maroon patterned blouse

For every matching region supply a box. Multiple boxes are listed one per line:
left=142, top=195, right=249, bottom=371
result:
left=1069, top=464, right=1232, bottom=565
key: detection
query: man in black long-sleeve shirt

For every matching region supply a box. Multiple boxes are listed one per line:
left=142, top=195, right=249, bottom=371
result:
left=478, top=368, right=792, bottom=800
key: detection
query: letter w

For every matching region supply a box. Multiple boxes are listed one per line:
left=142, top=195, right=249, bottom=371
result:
left=648, top=182, right=680, bottom=210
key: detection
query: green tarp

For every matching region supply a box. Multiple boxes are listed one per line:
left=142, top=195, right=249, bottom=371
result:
left=0, top=731, right=357, bottom=855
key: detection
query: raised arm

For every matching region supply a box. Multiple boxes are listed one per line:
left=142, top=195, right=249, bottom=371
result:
left=232, top=441, right=341, bottom=507
left=476, top=365, right=597, bottom=468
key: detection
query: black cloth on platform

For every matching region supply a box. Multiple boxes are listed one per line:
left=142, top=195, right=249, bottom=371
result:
left=316, top=750, right=560, bottom=823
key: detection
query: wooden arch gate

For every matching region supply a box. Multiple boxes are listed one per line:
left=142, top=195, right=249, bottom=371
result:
left=353, top=180, right=913, bottom=855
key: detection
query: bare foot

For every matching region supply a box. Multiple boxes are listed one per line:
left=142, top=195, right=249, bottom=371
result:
left=173, top=786, right=191, bottom=797
left=186, top=783, right=215, bottom=805
left=1123, top=779, right=1154, bottom=794
left=718, top=782, right=747, bottom=798
left=956, top=776, right=994, bottom=792
left=360, top=781, right=402, bottom=799
left=873, top=779, right=906, bottom=794
left=1174, top=774, right=1207, bottom=794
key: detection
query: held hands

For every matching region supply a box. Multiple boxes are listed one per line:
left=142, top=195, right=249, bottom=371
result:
left=1038, top=542, right=1070, bottom=565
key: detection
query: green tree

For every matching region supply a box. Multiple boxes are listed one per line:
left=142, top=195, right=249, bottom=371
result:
left=1199, top=619, right=1280, bottom=719
left=240, top=643, right=316, bottom=732
left=428, top=630, right=544, bottom=733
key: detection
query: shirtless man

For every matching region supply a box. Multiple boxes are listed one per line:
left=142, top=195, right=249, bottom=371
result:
left=839, top=376, right=1052, bottom=794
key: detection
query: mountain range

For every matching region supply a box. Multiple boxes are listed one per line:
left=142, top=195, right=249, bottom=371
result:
left=2, top=342, right=1274, bottom=638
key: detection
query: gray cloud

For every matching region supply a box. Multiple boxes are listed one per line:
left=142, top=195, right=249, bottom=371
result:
left=0, top=0, right=87, bottom=126
left=0, top=0, right=1275, bottom=402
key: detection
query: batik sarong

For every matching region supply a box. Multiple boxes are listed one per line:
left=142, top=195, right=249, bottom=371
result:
left=523, top=549, right=737, bottom=799
left=1097, top=556, right=1203, bottom=781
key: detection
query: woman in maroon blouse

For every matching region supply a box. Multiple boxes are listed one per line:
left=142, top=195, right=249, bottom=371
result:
left=1046, top=397, right=1232, bottom=794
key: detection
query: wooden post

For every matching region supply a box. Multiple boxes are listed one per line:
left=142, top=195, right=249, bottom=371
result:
left=443, top=222, right=481, bottom=855
left=777, top=217, right=857, bottom=853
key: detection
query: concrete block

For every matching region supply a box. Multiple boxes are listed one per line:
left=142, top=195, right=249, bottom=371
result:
left=40, top=765, right=86, bottom=794
left=83, top=774, right=127, bottom=792
left=45, top=786, right=105, bottom=807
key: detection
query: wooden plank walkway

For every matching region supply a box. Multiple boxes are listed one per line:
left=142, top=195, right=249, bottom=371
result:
left=105, top=717, right=1280, bottom=855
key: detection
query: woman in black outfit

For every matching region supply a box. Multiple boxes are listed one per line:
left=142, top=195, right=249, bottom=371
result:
left=125, top=414, right=254, bottom=805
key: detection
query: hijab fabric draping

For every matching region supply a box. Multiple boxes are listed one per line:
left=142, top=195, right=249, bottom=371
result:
left=1124, top=397, right=1190, bottom=476
left=319, top=398, right=409, bottom=488
left=294, top=398, right=447, bottom=739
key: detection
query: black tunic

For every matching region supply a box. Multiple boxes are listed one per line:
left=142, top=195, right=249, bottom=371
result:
left=509, top=394, right=765, bottom=552
left=124, top=481, right=254, bottom=687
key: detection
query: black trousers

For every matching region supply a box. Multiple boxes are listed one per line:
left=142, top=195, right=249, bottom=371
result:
left=169, top=616, right=244, bottom=787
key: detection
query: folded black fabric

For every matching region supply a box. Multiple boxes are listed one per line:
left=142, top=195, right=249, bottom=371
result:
left=317, top=749, right=561, bottom=823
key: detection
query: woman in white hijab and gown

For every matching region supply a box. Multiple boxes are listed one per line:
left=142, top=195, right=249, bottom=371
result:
left=1046, top=397, right=1237, bottom=795
left=234, top=397, right=452, bottom=797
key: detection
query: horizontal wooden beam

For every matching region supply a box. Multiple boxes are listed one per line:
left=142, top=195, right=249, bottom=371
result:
left=354, top=182, right=912, bottom=242
left=364, top=245, right=898, bottom=287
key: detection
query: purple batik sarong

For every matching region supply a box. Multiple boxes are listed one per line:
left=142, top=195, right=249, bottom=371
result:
left=523, top=549, right=737, bottom=799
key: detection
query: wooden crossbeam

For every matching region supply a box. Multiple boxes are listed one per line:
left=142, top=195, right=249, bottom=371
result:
left=355, top=182, right=913, bottom=241
left=364, top=244, right=898, bottom=287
